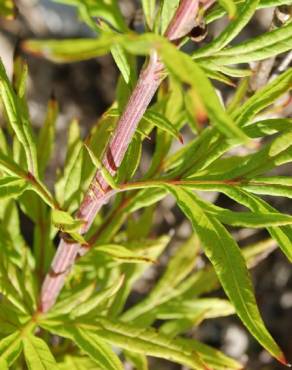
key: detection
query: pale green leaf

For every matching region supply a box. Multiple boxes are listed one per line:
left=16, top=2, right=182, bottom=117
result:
left=234, top=68, right=292, bottom=126
left=55, top=119, right=83, bottom=209
left=41, top=318, right=208, bottom=370
left=23, top=334, right=58, bottom=370
left=122, top=234, right=200, bottom=321
left=218, top=0, right=237, bottom=18
left=70, top=328, right=124, bottom=370
left=58, top=356, right=98, bottom=370
left=165, top=185, right=284, bottom=363
left=84, top=143, right=118, bottom=189
left=0, top=59, right=39, bottom=177
left=198, top=22, right=292, bottom=66
left=156, top=298, right=235, bottom=320
left=21, top=36, right=119, bottom=63
left=143, top=109, right=183, bottom=143
left=0, top=177, right=28, bottom=200
left=206, top=0, right=292, bottom=24
left=142, top=0, right=156, bottom=29
left=0, top=0, right=15, bottom=19
left=111, top=44, right=132, bottom=84
left=70, top=275, right=124, bottom=318
left=0, top=331, right=22, bottom=366
left=179, top=338, right=243, bottom=370
left=160, top=0, right=180, bottom=34
left=51, top=209, right=84, bottom=233
left=92, top=244, right=156, bottom=264
left=37, top=97, right=58, bottom=178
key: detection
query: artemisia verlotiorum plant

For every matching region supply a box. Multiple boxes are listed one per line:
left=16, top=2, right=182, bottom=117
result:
left=0, top=0, right=292, bottom=369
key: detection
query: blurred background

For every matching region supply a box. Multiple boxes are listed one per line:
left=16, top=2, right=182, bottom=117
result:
left=0, top=1, right=291, bottom=369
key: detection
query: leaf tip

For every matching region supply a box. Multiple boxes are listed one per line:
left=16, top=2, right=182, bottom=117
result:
left=278, top=353, right=291, bottom=367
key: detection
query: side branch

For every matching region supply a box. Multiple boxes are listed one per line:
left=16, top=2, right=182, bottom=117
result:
left=39, top=0, right=203, bottom=313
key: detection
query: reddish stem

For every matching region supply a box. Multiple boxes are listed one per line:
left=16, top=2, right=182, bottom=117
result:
left=40, top=0, right=202, bottom=313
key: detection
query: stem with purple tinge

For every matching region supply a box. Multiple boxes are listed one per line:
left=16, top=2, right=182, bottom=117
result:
left=39, top=0, right=204, bottom=313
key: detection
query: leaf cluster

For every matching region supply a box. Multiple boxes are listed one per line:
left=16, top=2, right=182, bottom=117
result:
left=0, top=0, right=292, bottom=369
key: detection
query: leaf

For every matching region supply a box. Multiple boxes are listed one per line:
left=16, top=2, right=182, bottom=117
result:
left=108, top=236, right=170, bottom=317
left=179, top=338, right=243, bottom=370
left=48, top=282, right=96, bottom=317
left=55, top=0, right=128, bottom=31
left=92, top=244, right=156, bottom=264
left=156, top=298, right=235, bottom=320
left=117, top=134, right=142, bottom=182
left=158, top=42, right=250, bottom=143
left=243, top=238, right=277, bottom=269
left=219, top=187, right=292, bottom=262
left=0, top=177, right=28, bottom=200
left=0, top=358, right=8, bottom=370
left=22, top=35, right=119, bottom=63
left=51, top=209, right=87, bottom=244
left=194, top=0, right=259, bottom=58
left=187, top=193, right=292, bottom=228
left=122, top=234, right=200, bottom=321
left=206, top=0, right=292, bottom=24
left=111, top=44, right=133, bottom=84
left=0, top=259, right=30, bottom=314
left=142, top=0, right=156, bottom=29
left=242, top=176, right=292, bottom=198
left=245, top=118, right=292, bottom=138
left=23, top=334, right=58, bottom=370
left=84, top=143, right=118, bottom=189
left=0, top=303, right=28, bottom=335
left=58, top=356, right=99, bottom=370
left=199, top=21, right=292, bottom=66
left=125, top=352, right=148, bottom=370
left=0, top=59, right=39, bottom=177
left=55, top=119, right=84, bottom=209
left=0, top=0, right=15, bottom=19
left=62, top=327, right=124, bottom=370
left=234, top=68, right=292, bottom=127
left=70, top=275, right=125, bottom=318
left=160, top=0, right=180, bottom=34
left=51, top=209, right=84, bottom=233
left=37, top=96, right=58, bottom=178
left=0, top=331, right=22, bottom=366
left=165, top=185, right=285, bottom=363
left=41, top=318, right=208, bottom=370
left=218, top=0, right=237, bottom=18
left=143, top=109, right=183, bottom=143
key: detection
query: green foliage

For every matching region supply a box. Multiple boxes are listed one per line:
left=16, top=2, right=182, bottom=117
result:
left=0, top=0, right=292, bottom=369
left=0, top=0, right=15, bottom=19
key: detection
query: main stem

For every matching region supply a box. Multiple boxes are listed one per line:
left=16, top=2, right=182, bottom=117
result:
left=40, top=0, right=202, bottom=313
